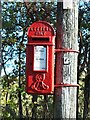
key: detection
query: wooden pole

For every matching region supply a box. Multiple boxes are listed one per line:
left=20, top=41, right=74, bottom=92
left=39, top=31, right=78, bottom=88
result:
left=54, top=0, right=79, bottom=119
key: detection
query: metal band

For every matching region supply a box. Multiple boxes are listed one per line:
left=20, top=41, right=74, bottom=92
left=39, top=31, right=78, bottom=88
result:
left=55, top=48, right=79, bottom=53
left=54, top=83, right=79, bottom=87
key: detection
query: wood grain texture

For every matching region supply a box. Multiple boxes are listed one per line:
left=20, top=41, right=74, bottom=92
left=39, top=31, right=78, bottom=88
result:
left=54, top=0, right=79, bottom=119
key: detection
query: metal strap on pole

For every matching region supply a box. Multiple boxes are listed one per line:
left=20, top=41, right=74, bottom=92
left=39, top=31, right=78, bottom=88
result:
left=55, top=48, right=79, bottom=53
left=55, top=48, right=79, bottom=88
left=54, top=83, right=79, bottom=88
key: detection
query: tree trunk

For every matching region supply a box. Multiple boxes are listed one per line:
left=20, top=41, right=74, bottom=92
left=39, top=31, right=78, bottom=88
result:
left=32, top=95, right=37, bottom=119
left=18, top=48, right=23, bottom=119
left=26, top=106, right=29, bottom=119
left=83, top=48, right=90, bottom=119
left=54, top=0, right=79, bottom=119
left=43, top=95, right=48, bottom=119
left=0, top=0, right=2, bottom=76
left=83, top=73, right=90, bottom=119
left=77, top=31, right=83, bottom=119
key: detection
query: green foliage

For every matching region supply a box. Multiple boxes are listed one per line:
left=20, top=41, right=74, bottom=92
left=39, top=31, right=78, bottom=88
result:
left=1, top=2, right=56, bottom=119
left=78, top=1, right=90, bottom=119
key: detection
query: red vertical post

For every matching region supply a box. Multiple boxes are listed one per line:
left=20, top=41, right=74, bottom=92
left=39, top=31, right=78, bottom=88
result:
left=54, top=2, right=63, bottom=118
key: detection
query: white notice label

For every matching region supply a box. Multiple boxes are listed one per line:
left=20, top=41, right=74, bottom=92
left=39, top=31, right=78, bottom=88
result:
left=34, top=46, right=47, bottom=71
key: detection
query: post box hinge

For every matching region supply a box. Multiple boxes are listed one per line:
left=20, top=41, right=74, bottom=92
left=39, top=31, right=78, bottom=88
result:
left=54, top=83, right=79, bottom=88
left=55, top=48, right=79, bottom=53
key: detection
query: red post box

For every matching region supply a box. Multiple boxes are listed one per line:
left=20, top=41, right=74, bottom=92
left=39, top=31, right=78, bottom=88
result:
left=26, top=21, right=55, bottom=94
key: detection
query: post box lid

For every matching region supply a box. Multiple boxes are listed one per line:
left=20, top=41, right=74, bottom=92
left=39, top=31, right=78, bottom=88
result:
left=27, top=21, right=55, bottom=37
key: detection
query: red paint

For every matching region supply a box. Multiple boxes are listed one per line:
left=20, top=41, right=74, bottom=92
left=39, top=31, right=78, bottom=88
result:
left=54, top=83, right=79, bottom=87
left=55, top=48, right=79, bottom=53
left=26, top=21, right=55, bottom=94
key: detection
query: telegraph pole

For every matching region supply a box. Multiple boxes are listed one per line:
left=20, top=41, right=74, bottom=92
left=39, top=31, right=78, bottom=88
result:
left=54, top=0, right=79, bottom=119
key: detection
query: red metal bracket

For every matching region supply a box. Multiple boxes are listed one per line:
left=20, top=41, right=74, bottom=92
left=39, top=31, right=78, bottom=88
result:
left=55, top=48, right=79, bottom=53
left=54, top=83, right=79, bottom=88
